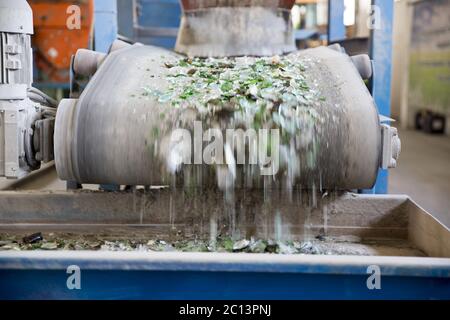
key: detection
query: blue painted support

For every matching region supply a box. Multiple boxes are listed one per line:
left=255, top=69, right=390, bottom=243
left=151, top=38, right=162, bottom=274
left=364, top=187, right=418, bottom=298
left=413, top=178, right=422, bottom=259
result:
left=327, top=0, right=346, bottom=42
left=94, top=0, right=118, bottom=53
left=365, top=0, right=394, bottom=194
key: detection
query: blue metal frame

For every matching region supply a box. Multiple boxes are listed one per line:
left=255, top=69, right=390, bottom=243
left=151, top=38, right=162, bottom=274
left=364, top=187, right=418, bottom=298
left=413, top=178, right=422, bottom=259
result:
left=133, top=0, right=181, bottom=48
left=328, top=0, right=346, bottom=42
left=94, top=0, right=118, bottom=53
left=368, top=0, right=394, bottom=194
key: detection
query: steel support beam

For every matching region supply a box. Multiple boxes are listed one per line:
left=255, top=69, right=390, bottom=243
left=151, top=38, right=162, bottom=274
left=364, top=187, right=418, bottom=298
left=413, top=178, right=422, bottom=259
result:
left=366, top=0, right=394, bottom=194
left=94, top=0, right=118, bottom=53
left=328, top=0, right=346, bottom=42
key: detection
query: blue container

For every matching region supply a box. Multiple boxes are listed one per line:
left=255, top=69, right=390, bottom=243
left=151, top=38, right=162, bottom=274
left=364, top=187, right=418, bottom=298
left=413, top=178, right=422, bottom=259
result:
left=0, top=251, right=449, bottom=300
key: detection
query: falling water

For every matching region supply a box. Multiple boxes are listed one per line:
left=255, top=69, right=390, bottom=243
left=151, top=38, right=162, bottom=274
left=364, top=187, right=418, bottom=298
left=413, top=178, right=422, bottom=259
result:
left=322, top=199, right=328, bottom=237
left=169, top=193, right=176, bottom=230
left=132, top=186, right=138, bottom=223
left=140, top=187, right=145, bottom=225
left=209, top=213, right=218, bottom=250
left=303, top=205, right=312, bottom=241
left=314, top=183, right=319, bottom=208
left=224, top=188, right=237, bottom=239
left=274, top=210, right=282, bottom=243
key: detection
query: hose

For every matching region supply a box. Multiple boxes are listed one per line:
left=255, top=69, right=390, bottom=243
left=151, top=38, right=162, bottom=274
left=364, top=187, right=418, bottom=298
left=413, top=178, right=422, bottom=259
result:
left=27, top=87, right=58, bottom=108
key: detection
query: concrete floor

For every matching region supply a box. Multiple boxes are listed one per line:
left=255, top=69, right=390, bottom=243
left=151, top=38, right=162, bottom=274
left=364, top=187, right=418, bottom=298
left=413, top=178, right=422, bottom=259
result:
left=389, top=128, right=450, bottom=227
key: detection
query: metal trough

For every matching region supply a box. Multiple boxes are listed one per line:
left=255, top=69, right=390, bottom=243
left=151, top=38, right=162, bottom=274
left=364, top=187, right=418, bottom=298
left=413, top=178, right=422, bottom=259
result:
left=0, top=190, right=449, bottom=299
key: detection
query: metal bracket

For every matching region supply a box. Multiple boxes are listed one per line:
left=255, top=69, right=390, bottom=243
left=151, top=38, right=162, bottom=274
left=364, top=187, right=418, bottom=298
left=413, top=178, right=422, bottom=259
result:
left=381, top=124, right=401, bottom=169
left=34, top=118, right=55, bottom=163
left=4, top=109, right=19, bottom=177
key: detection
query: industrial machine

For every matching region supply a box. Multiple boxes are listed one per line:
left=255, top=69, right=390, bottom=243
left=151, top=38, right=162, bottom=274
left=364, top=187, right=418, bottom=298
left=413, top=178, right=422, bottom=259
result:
left=56, top=41, right=399, bottom=190
left=3, top=0, right=400, bottom=191
left=0, top=0, right=55, bottom=180
left=0, top=0, right=448, bottom=300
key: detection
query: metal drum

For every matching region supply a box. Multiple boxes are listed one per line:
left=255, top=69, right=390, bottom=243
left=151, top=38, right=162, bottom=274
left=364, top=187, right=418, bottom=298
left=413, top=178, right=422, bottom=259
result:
left=55, top=44, right=387, bottom=190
